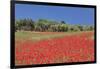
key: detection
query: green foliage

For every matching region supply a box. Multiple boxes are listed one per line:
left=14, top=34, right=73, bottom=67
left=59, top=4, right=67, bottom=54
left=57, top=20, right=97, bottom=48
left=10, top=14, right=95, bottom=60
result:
left=15, top=18, right=94, bottom=32
left=15, top=18, right=35, bottom=31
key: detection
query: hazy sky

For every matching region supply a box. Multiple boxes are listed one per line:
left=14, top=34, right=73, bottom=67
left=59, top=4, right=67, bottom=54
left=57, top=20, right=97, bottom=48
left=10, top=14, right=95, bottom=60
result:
left=15, top=4, right=95, bottom=25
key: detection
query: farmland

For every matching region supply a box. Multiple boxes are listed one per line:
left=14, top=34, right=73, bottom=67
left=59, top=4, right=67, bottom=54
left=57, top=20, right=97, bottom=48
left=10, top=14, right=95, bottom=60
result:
left=15, top=31, right=94, bottom=65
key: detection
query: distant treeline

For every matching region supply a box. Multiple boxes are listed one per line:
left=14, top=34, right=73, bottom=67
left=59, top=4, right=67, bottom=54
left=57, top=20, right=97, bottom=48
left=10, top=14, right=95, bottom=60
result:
left=15, top=18, right=94, bottom=32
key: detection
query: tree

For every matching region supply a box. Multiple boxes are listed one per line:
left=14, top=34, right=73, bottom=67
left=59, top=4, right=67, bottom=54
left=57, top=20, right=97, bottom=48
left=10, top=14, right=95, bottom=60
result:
left=61, top=21, right=66, bottom=24
left=15, top=18, right=94, bottom=32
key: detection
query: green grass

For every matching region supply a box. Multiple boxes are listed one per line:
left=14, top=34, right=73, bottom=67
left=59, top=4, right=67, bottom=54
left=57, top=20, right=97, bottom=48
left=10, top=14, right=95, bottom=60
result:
left=15, top=31, right=67, bottom=41
left=15, top=31, right=93, bottom=41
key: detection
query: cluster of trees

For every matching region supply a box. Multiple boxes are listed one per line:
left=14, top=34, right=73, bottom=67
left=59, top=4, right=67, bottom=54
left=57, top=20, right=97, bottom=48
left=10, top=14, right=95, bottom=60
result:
left=15, top=18, right=94, bottom=32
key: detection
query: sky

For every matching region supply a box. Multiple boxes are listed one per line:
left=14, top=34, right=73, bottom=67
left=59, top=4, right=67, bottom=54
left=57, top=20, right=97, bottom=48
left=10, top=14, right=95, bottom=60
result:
left=15, top=4, right=95, bottom=25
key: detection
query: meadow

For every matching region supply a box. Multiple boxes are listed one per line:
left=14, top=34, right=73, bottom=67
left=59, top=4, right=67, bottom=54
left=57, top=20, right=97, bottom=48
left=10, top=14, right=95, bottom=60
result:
left=15, top=31, right=94, bottom=65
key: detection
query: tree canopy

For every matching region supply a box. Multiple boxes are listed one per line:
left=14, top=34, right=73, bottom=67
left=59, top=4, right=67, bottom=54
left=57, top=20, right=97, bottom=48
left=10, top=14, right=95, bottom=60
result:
left=15, top=18, right=94, bottom=32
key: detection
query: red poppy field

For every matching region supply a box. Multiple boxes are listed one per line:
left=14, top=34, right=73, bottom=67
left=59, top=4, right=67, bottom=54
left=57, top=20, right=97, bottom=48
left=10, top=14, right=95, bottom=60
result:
left=15, top=31, right=94, bottom=65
